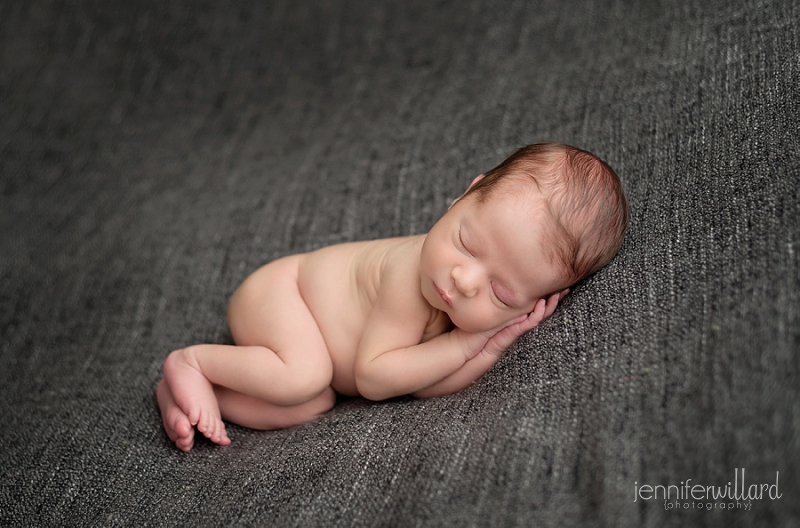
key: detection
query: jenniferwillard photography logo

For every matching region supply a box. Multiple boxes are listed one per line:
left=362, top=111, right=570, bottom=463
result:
left=634, top=468, right=782, bottom=512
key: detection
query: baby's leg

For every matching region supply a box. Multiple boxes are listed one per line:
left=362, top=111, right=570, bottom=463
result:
left=163, top=255, right=334, bottom=442
left=214, top=385, right=336, bottom=430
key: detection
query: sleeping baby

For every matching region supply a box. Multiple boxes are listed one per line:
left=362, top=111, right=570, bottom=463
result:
left=157, top=142, right=628, bottom=452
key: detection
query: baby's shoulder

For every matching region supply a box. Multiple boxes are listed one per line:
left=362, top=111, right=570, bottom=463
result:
left=359, top=236, right=426, bottom=307
left=359, top=236, right=449, bottom=339
left=380, top=237, right=452, bottom=339
left=374, top=236, right=425, bottom=288
left=382, top=237, right=440, bottom=312
left=322, top=236, right=423, bottom=311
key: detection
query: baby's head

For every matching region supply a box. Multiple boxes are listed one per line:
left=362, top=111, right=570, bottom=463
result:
left=419, top=142, right=627, bottom=333
left=461, top=142, right=628, bottom=286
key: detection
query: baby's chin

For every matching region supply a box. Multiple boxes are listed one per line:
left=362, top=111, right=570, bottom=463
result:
left=447, top=314, right=497, bottom=334
left=422, top=288, right=514, bottom=334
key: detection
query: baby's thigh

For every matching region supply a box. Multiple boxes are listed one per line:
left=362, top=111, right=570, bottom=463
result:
left=228, top=255, right=329, bottom=364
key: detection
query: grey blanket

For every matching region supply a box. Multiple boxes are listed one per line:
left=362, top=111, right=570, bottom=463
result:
left=1, top=1, right=798, bottom=526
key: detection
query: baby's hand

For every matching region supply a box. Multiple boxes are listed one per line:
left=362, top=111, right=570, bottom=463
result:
left=459, top=289, right=568, bottom=360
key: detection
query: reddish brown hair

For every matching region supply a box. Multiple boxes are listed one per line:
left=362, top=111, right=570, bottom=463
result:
left=465, top=142, right=628, bottom=285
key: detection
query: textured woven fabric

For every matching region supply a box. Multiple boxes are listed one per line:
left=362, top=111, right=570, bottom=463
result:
left=1, top=1, right=798, bottom=526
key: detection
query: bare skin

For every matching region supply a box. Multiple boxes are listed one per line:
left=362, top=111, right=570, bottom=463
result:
left=158, top=179, right=568, bottom=452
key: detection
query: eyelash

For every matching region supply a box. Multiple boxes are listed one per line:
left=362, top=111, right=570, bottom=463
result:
left=491, top=282, right=511, bottom=307
left=458, top=227, right=474, bottom=257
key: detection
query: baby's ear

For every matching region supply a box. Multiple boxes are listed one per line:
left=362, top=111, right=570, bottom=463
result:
left=449, top=174, right=485, bottom=209
left=468, top=174, right=485, bottom=191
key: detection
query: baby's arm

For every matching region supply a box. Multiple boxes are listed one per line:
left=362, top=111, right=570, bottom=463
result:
left=354, top=285, right=469, bottom=400
left=355, top=259, right=567, bottom=400
left=411, top=290, right=566, bottom=398
left=354, top=260, right=489, bottom=400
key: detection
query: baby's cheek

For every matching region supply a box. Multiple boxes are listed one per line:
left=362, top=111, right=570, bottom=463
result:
left=462, top=308, right=507, bottom=334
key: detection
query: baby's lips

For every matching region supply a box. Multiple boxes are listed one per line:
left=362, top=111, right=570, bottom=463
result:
left=434, top=282, right=453, bottom=307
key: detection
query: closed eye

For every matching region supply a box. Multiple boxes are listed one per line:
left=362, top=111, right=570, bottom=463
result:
left=491, top=282, right=512, bottom=308
left=458, top=227, right=474, bottom=257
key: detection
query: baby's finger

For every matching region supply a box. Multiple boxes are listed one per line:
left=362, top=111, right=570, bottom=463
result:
left=529, top=298, right=547, bottom=322
left=543, top=292, right=561, bottom=318
left=519, top=311, right=542, bottom=333
left=485, top=313, right=527, bottom=336
left=521, top=297, right=551, bottom=330
left=503, top=313, right=527, bottom=330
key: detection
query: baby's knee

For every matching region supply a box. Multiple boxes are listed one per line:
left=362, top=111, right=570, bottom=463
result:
left=281, top=364, right=333, bottom=405
left=288, top=387, right=336, bottom=427
left=318, top=386, right=336, bottom=411
left=256, top=387, right=336, bottom=430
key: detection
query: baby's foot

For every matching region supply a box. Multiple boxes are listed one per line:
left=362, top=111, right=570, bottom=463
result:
left=162, top=348, right=231, bottom=447
left=156, top=379, right=196, bottom=452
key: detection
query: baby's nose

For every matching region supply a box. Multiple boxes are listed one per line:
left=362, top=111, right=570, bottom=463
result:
left=452, top=264, right=480, bottom=298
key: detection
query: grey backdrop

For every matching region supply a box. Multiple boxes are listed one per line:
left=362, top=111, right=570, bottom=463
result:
left=1, top=1, right=798, bottom=526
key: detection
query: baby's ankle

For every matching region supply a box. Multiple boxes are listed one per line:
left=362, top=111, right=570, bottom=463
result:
left=163, top=347, right=204, bottom=385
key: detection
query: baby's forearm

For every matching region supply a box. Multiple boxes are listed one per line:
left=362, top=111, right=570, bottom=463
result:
left=355, top=331, right=476, bottom=401
left=411, top=348, right=502, bottom=398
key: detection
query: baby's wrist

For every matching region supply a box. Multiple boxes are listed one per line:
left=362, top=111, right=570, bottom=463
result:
left=452, top=328, right=487, bottom=360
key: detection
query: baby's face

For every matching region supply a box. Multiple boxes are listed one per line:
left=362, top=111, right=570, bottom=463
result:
left=419, top=185, right=565, bottom=333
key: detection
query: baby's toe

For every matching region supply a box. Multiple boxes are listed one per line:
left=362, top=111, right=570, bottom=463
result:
left=172, top=414, right=193, bottom=439
left=175, top=434, right=194, bottom=452
left=214, top=423, right=231, bottom=446
left=196, top=412, right=213, bottom=438
left=187, top=407, right=201, bottom=427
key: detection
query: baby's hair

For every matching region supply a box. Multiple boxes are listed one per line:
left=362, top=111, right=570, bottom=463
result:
left=464, top=142, right=628, bottom=285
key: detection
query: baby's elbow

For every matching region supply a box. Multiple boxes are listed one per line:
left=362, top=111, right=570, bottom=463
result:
left=354, top=375, right=386, bottom=401
left=353, top=363, right=391, bottom=401
left=357, top=384, right=387, bottom=402
left=409, top=387, right=434, bottom=399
